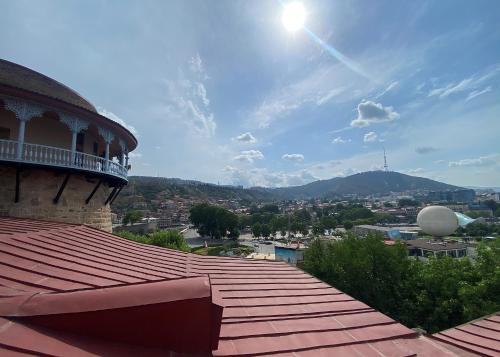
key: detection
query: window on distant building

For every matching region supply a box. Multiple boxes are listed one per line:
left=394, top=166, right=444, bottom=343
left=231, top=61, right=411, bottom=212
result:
left=0, top=127, right=10, bottom=140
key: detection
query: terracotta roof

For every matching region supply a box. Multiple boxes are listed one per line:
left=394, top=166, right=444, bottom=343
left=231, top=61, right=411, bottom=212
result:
left=0, top=217, right=480, bottom=356
left=0, top=59, right=96, bottom=112
left=432, top=313, right=500, bottom=356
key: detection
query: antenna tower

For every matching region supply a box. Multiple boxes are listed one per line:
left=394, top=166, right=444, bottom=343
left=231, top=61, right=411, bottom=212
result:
left=383, top=147, right=388, bottom=172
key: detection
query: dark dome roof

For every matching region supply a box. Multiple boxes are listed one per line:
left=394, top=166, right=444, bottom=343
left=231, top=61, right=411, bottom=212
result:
left=0, top=59, right=97, bottom=112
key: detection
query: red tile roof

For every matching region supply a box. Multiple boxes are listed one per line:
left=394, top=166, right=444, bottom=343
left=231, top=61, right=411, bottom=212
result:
left=432, top=313, right=500, bottom=357
left=0, top=217, right=486, bottom=356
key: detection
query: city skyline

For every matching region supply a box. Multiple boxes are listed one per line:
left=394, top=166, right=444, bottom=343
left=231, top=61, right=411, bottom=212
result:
left=1, top=0, right=499, bottom=187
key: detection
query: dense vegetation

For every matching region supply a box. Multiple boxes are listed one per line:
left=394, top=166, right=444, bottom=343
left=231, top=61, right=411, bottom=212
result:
left=122, top=210, right=143, bottom=225
left=457, top=222, right=500, bottom=237
left=112, top=172, right=465, bottom=215
left=190, top=203, right=240, bottom=239
left=113, top=176, right=273, bottom=214
left=302, top=234, right=500, bottom=333
left=190, top=202, right=422, bottom=240
left=116, top=230, right=190, bottom=252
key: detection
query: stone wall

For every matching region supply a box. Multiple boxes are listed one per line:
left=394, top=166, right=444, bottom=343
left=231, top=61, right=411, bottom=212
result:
left=0, top=165, right=113, bottom=232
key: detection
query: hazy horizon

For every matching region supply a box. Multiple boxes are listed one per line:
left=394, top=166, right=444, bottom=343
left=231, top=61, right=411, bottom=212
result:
left=1, top=0, right=499, bottom=187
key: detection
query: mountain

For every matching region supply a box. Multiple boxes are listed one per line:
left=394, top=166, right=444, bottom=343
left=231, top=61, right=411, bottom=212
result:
left=113, top=172, right=466, bottom=212
left=266, top=171, right=464, bottom=199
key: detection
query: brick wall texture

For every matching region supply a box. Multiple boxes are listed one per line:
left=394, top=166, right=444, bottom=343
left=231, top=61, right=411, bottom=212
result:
left=0, top=165, right=112, bottom=232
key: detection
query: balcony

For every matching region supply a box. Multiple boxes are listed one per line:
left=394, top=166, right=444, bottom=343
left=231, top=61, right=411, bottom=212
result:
left=0, top=139, right=128, bottom=181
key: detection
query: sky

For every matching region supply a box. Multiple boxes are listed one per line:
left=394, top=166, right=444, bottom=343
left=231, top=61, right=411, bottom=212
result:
left=1, top=0, right=499, bottom=188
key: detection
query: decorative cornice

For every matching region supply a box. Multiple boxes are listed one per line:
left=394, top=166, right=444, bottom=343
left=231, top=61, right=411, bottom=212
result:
left=2, top=96, right=45, bottom=122
left=118, top=138, right=127, bottom=152
left=98, top=126, right=115, bottom=144
left=59, top=113, right=89, bottom=133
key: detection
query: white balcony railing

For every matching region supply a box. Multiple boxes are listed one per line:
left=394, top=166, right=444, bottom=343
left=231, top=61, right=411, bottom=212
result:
left=0, top=139, right=128, bottom=180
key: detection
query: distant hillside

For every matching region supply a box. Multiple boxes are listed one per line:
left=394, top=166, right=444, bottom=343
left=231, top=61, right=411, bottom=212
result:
left=112, top=176, right=273, bottom=212
left=267, top=171, right=463, bottom=199
left=113, top=171, right=466, bottom=211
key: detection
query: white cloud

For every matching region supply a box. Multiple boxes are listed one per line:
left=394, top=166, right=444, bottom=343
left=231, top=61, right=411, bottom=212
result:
left=97, top=108, right=138, bottom=136
left=415, top=146, right=438, bottom=154
left=434, top=160, right=446, bottom=164
left=429, top=78, right=474, bottom=98
left=363, top=131, right=378, bottom=143
left=351, top=100, right=399, bottom=127
left=223, top=166, right=317, bottom=187
left=407, top=168, right=425, bottom=174
left=128, top=152, right=142, bottom=158
left=449, top=154, right=500, bottom=167
left=189, top=53, right=204, bottom=75
left=466, top=86, right=492, bottom=101
left=429, top=64, right=500, bottom=99
left=375, top=81, right=398, bottom=99
left=247, top=61, right=372, bottom=129
left=332, top=136, right=351, bottom=144
left=163, top=54, right=216, bottom=138
left=233, top=150, right=264, bottom=163
left=233, top=132, right=256, bottom=144
left=252, top=99, right=302, bottom=129
left=282, top=153, right=305, bottom=162
left=316, top=87, right=347, bottom=105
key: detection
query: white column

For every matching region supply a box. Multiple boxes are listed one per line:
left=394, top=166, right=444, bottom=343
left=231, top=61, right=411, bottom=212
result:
left=105, top=142, right=110, bottom=168
left=59, top=114, right=89, bottom=166
left=98, top=127, right=114, bottom=172
left=71, top=131, right=77, bottom=163
left=17, top=120, right=26, bottom=159
left=118, top=139, right=127, bottom=166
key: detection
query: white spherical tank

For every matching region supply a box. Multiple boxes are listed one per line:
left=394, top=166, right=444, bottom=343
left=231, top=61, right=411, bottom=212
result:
left=417, top=206, right=459, bottom=237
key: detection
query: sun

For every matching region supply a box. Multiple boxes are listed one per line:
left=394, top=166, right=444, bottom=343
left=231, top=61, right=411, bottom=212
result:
left=282, top=1, right=306, bottom=32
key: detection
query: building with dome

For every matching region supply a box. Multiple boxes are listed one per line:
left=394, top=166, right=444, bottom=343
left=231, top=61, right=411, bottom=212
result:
left=0, top=59, right=137, bottom=232
left=0, top=59, right=498, bottom=356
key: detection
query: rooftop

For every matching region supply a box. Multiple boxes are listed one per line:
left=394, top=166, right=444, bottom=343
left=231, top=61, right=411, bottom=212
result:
left=406, top=239, right=468, bottom=251
left=0, top=217, right=469, bottom=356
left=432, top=312, right=500, bottom=356
left=0, top=59, right=96, bottom=112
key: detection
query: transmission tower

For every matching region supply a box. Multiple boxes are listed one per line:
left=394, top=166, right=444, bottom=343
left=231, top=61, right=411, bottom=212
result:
left=383, top=147, right=389, bottom=172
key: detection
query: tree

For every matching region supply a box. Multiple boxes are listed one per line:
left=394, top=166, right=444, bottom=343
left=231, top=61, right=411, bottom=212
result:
left=122, top=210, right=143, bottom=225
left=312, top=222, right=325, bottom=236
left=116, top=230, right=189, bottom=252
left=302, top=234, right=500, bottom=334
left=251, top=223, right=262, bottom=238
left=149, top=230, right=190, bottom=251
left=261, top=224, right=271, bottom=238
left=343, top=221, right=353, bottom=229
left=189, top=203, right=239, bottom=239
left=398, top=198, right=419, bottom=207
left=483, top=199, right=498, bottom=212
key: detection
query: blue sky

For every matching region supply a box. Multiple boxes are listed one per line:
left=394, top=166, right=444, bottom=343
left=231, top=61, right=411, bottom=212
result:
left=1, top=0, right=499, bottom=187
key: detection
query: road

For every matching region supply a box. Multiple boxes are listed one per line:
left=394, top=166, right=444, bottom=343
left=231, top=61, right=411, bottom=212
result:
left=183, top=228, right=275, bottom=255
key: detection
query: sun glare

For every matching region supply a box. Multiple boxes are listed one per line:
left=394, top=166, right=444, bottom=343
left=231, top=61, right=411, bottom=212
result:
left=282, top=2, right=306, bottom=32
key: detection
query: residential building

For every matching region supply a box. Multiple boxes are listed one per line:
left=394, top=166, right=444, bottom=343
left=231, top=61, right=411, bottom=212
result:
left=406, top=239, right=468, bottom=259
left=354, top=224, right=420, bottom=240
